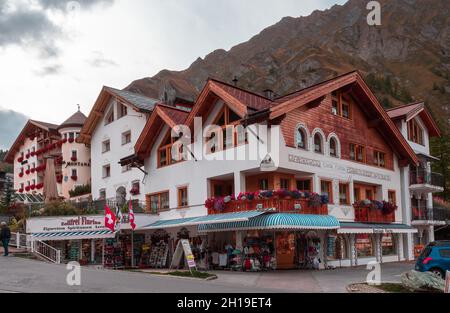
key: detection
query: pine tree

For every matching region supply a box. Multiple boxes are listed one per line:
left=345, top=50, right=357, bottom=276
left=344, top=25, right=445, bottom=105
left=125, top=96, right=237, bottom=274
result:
left=1, top=176, right=16, bottom=210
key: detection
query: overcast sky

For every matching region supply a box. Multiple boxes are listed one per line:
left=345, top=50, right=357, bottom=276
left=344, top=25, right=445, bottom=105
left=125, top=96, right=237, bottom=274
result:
left=0, top=0, right=346, bottom=149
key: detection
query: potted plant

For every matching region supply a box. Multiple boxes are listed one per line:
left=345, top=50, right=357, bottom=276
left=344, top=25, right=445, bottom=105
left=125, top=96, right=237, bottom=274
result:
left=71, top=175, right=78, bottom=181
left=68, top=138, right=75, bottom=144
left=71, top=156, right=78, bottom=162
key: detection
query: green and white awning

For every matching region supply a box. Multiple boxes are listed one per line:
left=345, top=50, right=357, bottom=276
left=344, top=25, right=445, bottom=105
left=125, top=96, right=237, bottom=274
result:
left=141, top=211, right=266, bottom=230
left=198, top=213, right=340, bottom=233
left=32, top=230, right=115, bottom=241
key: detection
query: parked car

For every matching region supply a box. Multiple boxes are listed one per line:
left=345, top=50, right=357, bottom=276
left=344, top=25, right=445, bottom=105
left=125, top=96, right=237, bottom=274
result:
left=415, top=241, right=450, bottom=279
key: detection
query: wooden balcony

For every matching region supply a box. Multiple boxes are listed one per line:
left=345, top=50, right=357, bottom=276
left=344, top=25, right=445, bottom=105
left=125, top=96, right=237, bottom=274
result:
left=207, top=198, right=328, bottom=215
left=354, top=207, right=396, bottom=223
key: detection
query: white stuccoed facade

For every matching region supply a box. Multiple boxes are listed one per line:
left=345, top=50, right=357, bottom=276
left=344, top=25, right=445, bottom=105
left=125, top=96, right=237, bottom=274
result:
left=140, top=99, right=415, bottom=264
left=91, top=97, right=149, bottom=202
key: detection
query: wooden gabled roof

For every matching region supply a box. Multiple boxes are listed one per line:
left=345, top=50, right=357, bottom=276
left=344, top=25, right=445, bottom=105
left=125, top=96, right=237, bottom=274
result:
left=269, top=71, right=419, bottom=166
left=387, top=102, right=441, bottom=138
left=79, top=86, right=159, bottom=144
left=135, top=104, right=189, bottom=158
left=4, top=120, right=59, bottom=163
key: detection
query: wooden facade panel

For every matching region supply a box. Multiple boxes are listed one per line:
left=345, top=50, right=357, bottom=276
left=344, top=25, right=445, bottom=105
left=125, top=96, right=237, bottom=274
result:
left=280, top=93, right=395, bottom=170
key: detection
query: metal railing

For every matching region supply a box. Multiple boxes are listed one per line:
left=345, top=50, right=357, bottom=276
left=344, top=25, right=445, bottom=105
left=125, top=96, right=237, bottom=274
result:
left=410, top=169, right=444, bottom=188
left=10, top=232, right=31, bottom=250
left=31, top=240, right=61, bottom=264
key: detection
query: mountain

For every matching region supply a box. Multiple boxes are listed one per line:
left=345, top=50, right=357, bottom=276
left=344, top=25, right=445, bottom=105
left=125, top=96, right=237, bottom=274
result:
left=126, top=0, right=450, bottom=132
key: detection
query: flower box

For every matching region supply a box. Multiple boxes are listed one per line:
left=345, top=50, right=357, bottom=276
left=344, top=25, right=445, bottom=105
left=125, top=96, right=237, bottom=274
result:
left=68, top=138, right=75, bottom=144
left=25, top=170, right=31, bottom=175
left=71, top=157, right=78, bottom=162
left=71, top=176, right=78, bottom=181
left=18, top=157, right=24, bottom=163
left=18, top=188, right=24, bottom=193
left=19, top=172, right=24, bottom=178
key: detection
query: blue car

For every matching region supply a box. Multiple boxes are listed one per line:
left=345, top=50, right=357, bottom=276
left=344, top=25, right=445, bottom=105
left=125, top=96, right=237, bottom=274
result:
left=415, top=241, right=450, bottom=279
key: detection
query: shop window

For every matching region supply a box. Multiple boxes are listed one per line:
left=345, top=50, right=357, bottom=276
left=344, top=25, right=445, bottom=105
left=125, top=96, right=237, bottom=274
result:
left=103, top=165, right=111, bottom=178
left=339, top=183, right=350, bottom=205
left=296, top=127, right=308, bottom=150
left=321, top=180, right=333, bottom=200
left=122, top=131, right=132, bottom=146
left=280, top=178, right=290, bottom=190
left=327, top=235, right=348, bottom=260
left=102, top=140, right=110, bottom=153
left=374, top=150, right=386, bottom=168
left=313, top=133, right=323, bottom=154
left=349, top=143, right=366, bottom=163
left=178, top=187, right=188, bottom=208
left=356, top=234, right=375, bottom=258
left=148, top=191, right=170, bottom=214
left=382, top=234, right=396, bottom=256
left=329, top=137, right=339, bottom=158
left=407, top=118, right=424, bottom=145
left=297, top=179, right=311, bottom=192
left=117, top=102, right=128, bottom=119
left=259, top=179, right=269, bottom=190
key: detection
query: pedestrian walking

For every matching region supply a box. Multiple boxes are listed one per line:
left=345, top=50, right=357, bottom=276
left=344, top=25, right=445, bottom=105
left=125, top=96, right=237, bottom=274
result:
left=1, top=222, right=11, bottom=257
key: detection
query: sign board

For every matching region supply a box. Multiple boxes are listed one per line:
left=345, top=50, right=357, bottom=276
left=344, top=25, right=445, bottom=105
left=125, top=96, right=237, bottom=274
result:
left=445, top=271, right=450, bottom=294
left=27, top=215, right=109, bottom=234
left=170, top=239, right=197, bottom=270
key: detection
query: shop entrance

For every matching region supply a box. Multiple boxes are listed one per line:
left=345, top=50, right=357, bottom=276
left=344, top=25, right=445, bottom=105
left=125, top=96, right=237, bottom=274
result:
left=275, top=232, right=296, bottom=269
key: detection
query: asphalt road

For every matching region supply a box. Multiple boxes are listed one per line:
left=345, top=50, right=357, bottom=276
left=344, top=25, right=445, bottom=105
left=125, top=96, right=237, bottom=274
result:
left=0, top=256, right=415, bottom=293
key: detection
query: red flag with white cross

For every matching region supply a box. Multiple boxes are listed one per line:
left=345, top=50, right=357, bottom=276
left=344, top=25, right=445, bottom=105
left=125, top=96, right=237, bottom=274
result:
left=104, top=204, right=117, bottom=232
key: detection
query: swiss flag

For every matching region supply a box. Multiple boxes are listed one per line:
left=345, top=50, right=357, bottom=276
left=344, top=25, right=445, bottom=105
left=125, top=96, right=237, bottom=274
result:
left=104, top=204, right=117, bottom=232
left=129, top=200, right=137, bottom=230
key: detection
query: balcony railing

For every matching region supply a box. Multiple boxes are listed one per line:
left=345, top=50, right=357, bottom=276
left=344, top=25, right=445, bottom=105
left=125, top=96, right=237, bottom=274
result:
left=412, top=207, right=450, bottom=222
left=410, top=169, right=444, bottom=188
left=354, top=207, right=396, bottom=223
left=207, top=198, right=328, bottom=215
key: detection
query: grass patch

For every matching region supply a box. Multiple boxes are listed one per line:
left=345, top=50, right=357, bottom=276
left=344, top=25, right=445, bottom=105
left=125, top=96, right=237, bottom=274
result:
left=375, top=283, right=412, bottom=293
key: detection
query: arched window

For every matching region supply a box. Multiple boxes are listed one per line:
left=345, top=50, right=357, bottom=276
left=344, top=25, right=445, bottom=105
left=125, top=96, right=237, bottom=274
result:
left=314, top=133, right=323, bottom=154
left=329, top=137, right=338, bottom=157
left=296, top=127, right=308, bottom=150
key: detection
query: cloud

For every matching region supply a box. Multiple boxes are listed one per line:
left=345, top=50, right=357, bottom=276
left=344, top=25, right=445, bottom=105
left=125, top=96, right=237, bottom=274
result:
left=0, top=108, right=28, bottom=150
left=38, top=0, right=114, bottom=11
left=33, top=64, right=63, bottom=76
left=0, top=2, right=61, bottom=58
left=86, top=51, right=118, bottom=68
left=0, top=0, right=115, bottom=59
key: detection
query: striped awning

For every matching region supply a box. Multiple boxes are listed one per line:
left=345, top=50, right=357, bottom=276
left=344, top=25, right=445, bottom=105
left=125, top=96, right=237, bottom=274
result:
left=141, top=211, right=266, bottom=230
left=198, top=213, right=340, bottom=233
left=32, top=230, right=115, bottom=241
left=338, top=222, right=418, bottom=234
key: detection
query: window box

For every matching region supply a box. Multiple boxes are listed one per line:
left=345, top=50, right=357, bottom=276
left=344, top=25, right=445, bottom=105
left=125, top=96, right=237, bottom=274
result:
left=71, top=176, right=78, bottom=181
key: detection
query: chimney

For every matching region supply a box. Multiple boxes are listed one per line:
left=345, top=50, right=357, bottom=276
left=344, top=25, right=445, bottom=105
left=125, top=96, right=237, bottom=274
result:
left=263, top=89, right=274, bottom=100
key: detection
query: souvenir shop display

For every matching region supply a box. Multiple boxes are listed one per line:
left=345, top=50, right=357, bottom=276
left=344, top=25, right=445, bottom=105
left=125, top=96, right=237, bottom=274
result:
left=148, top=240, right=169, bottom=268
left=121, top=234, right=145, bottom=268
left=242, top=233, right=276, bottom=271
left=139, top=243, right=152, bottom=268
left=296, top=232, right=321, bottom=269
left=190, top=237, right=208, bottom=269
left=80, top=240, right=91, bottom=265
left=68, top=241, right=80, bottom=262
left=104, top=238, right=124, bottom=269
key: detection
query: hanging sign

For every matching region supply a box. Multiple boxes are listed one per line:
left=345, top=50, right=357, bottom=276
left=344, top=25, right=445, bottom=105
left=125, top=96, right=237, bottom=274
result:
left=170, top=239, right=197, bottom=271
